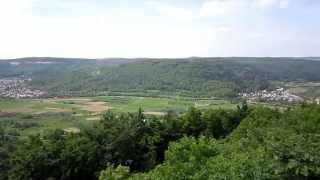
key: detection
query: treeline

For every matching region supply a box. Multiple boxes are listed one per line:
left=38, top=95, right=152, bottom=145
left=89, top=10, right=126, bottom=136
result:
left=27, top=58, right=320, bottom=98
left=2, top=57, right=320, bottom=97
left=1, top=103, right=320, bottom=179
left=1, top=103, right=248, bottom=180
left=128, top=104, right=320, bottom=179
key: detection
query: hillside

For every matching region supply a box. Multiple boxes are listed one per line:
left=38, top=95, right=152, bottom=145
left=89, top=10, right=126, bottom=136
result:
left=2, top=57, right=320, bottom=97
left=0, top=57, right=133, bottom=78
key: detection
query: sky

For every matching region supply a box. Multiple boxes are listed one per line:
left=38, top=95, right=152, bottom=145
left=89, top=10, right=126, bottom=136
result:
left=0, top=0, right=319, bottom=58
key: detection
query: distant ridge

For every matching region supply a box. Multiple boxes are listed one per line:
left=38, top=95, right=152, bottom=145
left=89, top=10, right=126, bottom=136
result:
left=1, top=57, right=320, bottom=98
left=1, top=56, right=320, bottom=61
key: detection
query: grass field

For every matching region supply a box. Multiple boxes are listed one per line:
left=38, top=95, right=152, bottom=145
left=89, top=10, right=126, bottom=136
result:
left=0, top=96, right=237, bottom=137
left=91, top=96, right=236, bottom=113
left=0, top=96, right=237, bottom=116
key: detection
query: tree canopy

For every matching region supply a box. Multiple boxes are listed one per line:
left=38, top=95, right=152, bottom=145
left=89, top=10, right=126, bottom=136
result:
left=1, top=103, right=320, bottom=180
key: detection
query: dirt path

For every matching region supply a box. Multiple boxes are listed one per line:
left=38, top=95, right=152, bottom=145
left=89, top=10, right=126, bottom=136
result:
left=77, top=101, right=109, bottom=113
left=144, top=111, right=166, bottom=116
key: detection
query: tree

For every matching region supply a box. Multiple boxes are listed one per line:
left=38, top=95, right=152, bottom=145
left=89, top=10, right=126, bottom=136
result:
left=0, top=125, right=11, bottom=180
left=99, top=164, right=130, bottom=180
left=181, top=107, right=204, bottom=136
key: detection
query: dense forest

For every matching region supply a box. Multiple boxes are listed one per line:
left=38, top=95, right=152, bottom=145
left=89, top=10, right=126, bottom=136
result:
left=1, top=57, right=320, bottom=97
left=1, top=102, right=320, bottom=180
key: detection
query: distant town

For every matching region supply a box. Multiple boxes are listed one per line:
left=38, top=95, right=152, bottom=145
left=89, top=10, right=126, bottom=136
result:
left=0, top=77, right=45, bottom=98
left=1, top=77, right=320, bottom=106
left=240, top=88, right=304, bottom=103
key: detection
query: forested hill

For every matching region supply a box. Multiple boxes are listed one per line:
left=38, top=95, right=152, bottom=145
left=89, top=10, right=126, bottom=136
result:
left=1, top=57, right=320, bottom=97
left=0, top=57, right=134, bottom=78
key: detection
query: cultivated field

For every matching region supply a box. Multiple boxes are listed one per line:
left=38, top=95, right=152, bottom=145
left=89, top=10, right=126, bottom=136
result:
left=0, top=96, right=237, bottom=137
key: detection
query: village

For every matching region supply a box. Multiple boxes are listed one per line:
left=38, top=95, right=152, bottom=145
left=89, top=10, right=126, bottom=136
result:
left=0, top=77, right=45, bottom=98
left=240, top=88, right=305, bottom=103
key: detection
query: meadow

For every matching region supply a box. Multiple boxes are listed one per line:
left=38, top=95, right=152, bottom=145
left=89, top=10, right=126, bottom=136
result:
left=0, top=96, right=237, bottom=137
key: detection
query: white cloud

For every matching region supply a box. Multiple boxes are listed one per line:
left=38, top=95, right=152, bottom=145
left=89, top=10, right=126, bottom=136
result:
left=146, top=0, right=248, bottom=21
left=253, top=0, right=277, bottom=8
left=200, top=0, right=246, bottom=17
left=147, top=0, right=291, bottom=20
left=0, top=0, right=34, bottom=17
left=248, top=32, right=266, bottom=38
left=145, top=1, right=197, bottom=20
left=0, top=0, right=316, bottom=58
left=253, top=0, right=290, bottom=8
left=214, top=26, right=233, bottom=32
left=147, top=0, right=247, bottom=19
left=279, top=0, right=290, bottom=8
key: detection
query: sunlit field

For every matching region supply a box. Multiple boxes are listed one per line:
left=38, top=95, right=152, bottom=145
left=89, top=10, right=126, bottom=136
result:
left=0, top=96, right=237, bottom=137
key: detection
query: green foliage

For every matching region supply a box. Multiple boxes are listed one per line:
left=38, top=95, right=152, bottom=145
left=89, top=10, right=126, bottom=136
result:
left=99, top=110, right=161, bottom=171
left=0, top=126, right=8, bottom=180
left=8, top=130, right=103, bottom=180
left=130, top=104, right=320, bottom=180
left=3, top=57, right=320, bottom=97
left=0, top=124, right=17, bottom=180
left=205, top=146, right=282, bottom=180
left=2, top=104, right=320, bottom=180
left=144, top=136, right=219, bottom=180
left=99, top=165, right=130, bottom=180
left=203, top=109, right=233, bottom=138
left=181, top=107, right=204, bottom=136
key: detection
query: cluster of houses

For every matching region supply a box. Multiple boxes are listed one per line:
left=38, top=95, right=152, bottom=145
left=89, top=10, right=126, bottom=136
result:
left=240, top=88, right=304, bottom=103
left=0, top=78, right=45, bottom=98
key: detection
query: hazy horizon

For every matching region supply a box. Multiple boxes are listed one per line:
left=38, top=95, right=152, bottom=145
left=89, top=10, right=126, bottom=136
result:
left=1, top=0, right=319, bottom=59
left=1, top=56, right=320, bottom=60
